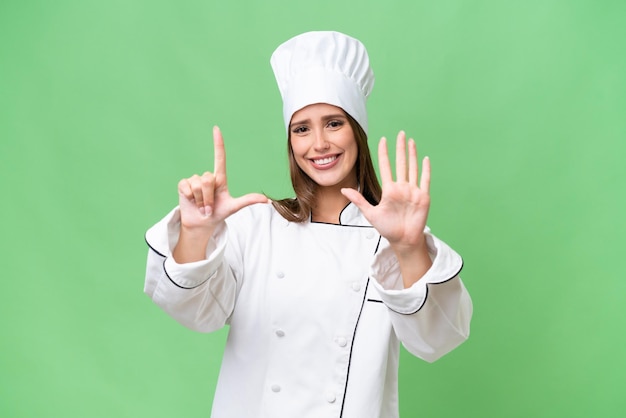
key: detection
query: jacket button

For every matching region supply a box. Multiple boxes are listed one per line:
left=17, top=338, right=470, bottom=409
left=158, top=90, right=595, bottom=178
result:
left=351, top=282, right=361, bottom=292
left=275, top=329, right=285, bottom=337
left=326, top=392, right=336, bottom=403
left=336, top=337, right=347, bottom=347
left=276, top=271, right=285, bottom=279
left=271, top=384, right=281, bottom=393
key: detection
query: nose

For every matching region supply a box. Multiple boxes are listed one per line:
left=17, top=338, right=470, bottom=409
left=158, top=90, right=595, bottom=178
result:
left=313, top=130, right=330, bottom=151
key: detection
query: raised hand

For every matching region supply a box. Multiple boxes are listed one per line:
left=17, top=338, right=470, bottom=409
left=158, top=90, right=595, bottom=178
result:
left=178, top=126, right=269, bottom=230
left=343, top=131, right=430, bottom=245
left=174, top=126, right=268, bottom=262
left=342, top=131, right=432, bottom=285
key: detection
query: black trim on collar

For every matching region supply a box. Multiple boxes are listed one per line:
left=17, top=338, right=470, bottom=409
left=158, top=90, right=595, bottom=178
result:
left=309, top=202, right=371, bottom=227
left=309, top=221, right=373, bottom=228
left=338, top=202, right=351, bottom=225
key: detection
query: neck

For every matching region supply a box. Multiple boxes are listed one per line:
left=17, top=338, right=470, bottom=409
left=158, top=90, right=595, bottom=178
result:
left=311, top=186, right=352, bottom=224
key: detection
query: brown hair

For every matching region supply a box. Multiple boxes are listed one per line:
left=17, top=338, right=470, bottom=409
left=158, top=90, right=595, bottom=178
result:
left=271, top=112, right=382, bottom=222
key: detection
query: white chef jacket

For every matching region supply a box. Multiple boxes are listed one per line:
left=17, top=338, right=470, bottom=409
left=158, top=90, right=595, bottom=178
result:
left=144, top=202, right=472, bottom=418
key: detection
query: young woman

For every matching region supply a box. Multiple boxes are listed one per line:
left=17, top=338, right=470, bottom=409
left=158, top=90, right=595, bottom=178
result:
left=144, top=31, right=472, bottom=418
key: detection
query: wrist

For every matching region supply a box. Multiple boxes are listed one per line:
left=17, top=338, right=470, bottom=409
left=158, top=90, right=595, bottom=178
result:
left=180, top=223, right=216, bottom=238
left=173, top=225, right=216, bottom=263
left=389, top=235, right=428, bottom=258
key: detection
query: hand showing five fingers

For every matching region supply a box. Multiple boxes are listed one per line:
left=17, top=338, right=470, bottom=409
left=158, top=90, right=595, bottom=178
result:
left=177, top=126, right=268, bottom=232
left=342, top=131, right=431, bottom=250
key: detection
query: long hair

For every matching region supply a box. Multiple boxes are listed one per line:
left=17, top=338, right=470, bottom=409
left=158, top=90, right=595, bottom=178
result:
left=271, top=113, right=382, bottom=222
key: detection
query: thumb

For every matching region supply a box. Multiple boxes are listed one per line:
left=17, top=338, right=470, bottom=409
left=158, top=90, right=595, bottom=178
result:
left=229, top=193, right=269, bottom=214
left=341, top=188, right=373, bottom=216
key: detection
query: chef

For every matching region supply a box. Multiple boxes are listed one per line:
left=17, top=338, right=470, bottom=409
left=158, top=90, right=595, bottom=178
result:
left=144, top=31, right=473, bottom=418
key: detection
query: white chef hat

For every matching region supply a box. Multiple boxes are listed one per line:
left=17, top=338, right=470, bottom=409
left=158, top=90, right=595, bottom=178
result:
left=270, top=31, right=375, bottom=134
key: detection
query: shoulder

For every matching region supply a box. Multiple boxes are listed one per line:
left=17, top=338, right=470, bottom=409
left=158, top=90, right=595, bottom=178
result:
left=226, top=202, right=289, bottom=226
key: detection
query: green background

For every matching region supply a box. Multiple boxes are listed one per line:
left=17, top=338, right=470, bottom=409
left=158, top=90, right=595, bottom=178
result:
left=2, top=0, right=625, bottom=417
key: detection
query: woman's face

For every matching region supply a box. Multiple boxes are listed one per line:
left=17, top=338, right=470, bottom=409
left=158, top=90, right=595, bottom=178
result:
left=289, top=103, right=358, bottom=190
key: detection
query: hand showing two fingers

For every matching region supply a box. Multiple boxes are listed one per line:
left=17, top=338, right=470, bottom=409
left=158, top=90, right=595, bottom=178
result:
left=177, top=126, right=268, bottom=231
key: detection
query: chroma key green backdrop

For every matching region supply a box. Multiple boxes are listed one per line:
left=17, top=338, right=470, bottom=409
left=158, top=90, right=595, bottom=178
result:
left=1, top=1, right=625, bottom=417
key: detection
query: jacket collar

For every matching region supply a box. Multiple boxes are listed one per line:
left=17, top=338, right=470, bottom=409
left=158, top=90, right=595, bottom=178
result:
left=306, top=203, right=372, bottom=227
left=337, top=202, right=372, bottom=227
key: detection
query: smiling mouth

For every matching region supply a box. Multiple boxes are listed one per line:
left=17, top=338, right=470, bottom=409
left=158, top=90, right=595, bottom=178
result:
left=312, top=155, right=338, bottom=165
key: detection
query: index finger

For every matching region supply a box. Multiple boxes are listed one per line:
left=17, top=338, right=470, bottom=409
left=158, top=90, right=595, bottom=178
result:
left=213, top=126, right=226, bottom=177
left=378, top=137, right=393, bottom=185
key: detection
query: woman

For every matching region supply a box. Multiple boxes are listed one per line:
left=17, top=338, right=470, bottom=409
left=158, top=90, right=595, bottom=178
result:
left=144, top=31, right=472, bottom=418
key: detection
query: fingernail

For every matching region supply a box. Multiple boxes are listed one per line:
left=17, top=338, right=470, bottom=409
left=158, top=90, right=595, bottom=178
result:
left=199, top=206, right=206, bottom=216
left=205, top=206, right=212, bottom=216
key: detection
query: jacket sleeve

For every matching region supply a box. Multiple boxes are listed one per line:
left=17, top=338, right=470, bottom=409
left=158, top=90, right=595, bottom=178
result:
left=143, top=207, right=243, bottom=333
left=369, top=229, right=473, bottom=363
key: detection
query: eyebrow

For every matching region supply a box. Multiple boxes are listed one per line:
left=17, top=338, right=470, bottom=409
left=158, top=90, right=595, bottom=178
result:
left=290, top=113, right=347, bottom=128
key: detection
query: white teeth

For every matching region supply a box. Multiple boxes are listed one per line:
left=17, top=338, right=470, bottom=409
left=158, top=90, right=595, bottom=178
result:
left=313, top=156, right=337, bottom=165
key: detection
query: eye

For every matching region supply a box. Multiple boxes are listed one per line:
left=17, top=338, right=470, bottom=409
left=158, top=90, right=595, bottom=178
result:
left=327, top=120, right=344, bottom=129
left=291, top=125, right=309, bottom=135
